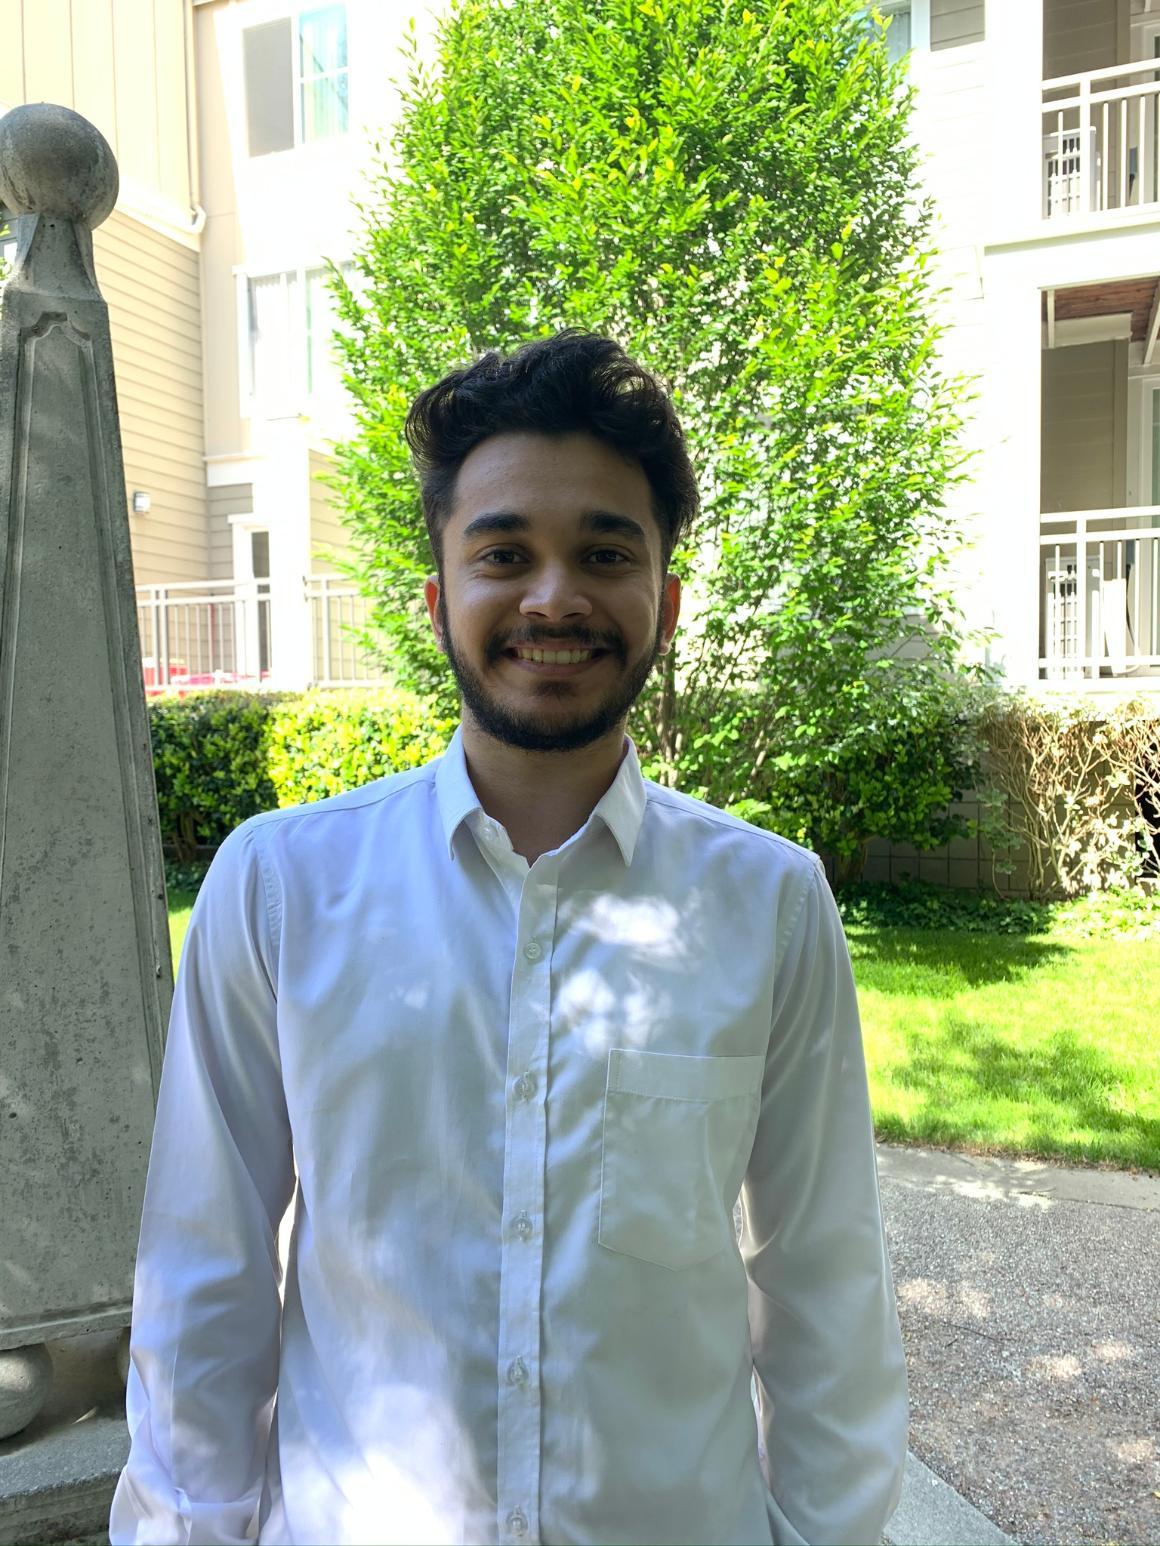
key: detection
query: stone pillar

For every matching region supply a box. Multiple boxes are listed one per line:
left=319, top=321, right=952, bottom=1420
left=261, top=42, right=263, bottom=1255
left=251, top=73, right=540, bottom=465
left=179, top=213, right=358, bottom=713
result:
left=0, top=105, right=171, bottom=1437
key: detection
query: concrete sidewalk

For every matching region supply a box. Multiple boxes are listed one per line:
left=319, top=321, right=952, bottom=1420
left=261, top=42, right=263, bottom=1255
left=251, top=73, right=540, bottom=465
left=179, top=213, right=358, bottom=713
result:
left=877, top=1142, right=1160, bottom=1546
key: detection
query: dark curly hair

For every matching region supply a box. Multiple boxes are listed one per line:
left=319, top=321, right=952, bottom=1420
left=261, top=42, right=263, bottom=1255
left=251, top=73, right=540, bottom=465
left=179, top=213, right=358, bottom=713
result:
left=405, top=329, right=699, bottom=572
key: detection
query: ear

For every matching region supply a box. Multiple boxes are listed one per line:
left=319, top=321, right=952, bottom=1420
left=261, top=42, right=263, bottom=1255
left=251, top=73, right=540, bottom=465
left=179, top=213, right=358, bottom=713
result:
left=424, top=575, right=445, bottom=654
left=657, top=573, right=681, bottom=656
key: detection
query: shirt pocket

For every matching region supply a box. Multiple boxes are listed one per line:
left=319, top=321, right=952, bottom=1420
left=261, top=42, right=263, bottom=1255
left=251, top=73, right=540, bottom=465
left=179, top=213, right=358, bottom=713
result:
left=597, top=1048, right=766, bottom=1271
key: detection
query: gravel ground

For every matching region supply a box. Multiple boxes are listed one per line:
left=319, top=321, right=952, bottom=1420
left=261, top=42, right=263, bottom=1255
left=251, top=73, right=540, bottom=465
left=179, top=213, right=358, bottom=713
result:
left=879, top=1173, right=1160, bottom=1546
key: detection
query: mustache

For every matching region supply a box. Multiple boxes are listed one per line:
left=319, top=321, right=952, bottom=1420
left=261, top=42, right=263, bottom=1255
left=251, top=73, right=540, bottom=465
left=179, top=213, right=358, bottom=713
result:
left=495, top=634, right=622, bottom=653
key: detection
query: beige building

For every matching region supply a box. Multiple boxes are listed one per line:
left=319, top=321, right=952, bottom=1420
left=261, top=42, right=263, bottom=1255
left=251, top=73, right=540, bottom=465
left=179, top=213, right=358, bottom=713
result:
left=2, top=0, right=1159, bottom=716
left=1, top=0, right=392, bottom=692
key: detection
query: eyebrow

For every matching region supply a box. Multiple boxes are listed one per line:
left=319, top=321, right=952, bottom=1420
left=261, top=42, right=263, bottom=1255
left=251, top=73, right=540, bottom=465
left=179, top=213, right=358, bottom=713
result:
left=459, top=510, right=650, bottom=546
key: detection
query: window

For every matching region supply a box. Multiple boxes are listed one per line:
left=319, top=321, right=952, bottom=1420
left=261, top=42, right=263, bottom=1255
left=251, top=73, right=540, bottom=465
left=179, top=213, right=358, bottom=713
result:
left=867, top=1, right=912, bottom=64
left=245, top=261, right=354, bottom=409
left=243, top=5, right=348, bottom=157
left=298, top=7, right=348, bottom=143
left=305, top=265, right=347, bottom=395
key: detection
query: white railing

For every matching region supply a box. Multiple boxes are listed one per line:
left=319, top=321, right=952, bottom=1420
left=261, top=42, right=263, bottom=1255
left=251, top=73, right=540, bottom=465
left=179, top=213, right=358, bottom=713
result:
left=137, top=579, right=272, bottom=694
left=304, top=574, right=391, bottom=688
left=1043, top=58, right=1160, bottom=217
left=136, top=575, right=391, bottom=694
left=1040, top=505, right=1160, bottom=680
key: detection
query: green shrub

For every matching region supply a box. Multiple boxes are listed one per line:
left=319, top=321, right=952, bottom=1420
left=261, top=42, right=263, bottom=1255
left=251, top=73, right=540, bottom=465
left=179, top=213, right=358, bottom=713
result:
left=836, top=879, right=1053, bottom=935
left=265, top=688, right=456, bottom=805
left=326, top=0, right=992, bottom=822
left=835, top=876, right=1160, bottom=939
left=635, top=669, right=1009, bottom=887
left=148, top=687, right=454, bottom=858
left=149, top=690, right=290, bottom=858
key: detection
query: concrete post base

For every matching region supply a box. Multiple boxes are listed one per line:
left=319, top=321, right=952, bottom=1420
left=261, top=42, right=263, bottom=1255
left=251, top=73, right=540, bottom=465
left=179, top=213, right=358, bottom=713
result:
left=0, top=1332, right=127, bottom=1546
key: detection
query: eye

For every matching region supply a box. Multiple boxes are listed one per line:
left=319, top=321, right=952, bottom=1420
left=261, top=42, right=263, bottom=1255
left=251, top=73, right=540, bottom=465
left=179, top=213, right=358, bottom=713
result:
left=587, top=549, right=631, bottom=565
left=479, top=548, right=525, bottom=566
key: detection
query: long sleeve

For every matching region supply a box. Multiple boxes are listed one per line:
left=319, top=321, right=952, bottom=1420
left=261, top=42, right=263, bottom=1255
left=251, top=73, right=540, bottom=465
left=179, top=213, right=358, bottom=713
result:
left=110, top=821, right=295, bottom=1546
left=740, top=858, right=908, bottom=1546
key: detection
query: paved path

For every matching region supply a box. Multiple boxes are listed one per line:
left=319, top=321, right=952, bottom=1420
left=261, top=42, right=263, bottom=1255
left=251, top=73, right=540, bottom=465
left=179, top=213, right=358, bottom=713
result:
left=878, top=1143, right=1160, bottom=1546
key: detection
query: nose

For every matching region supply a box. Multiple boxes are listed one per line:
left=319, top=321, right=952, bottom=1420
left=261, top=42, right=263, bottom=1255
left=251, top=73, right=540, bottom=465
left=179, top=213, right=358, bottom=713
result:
left=518, top=563, right=593, bottom=624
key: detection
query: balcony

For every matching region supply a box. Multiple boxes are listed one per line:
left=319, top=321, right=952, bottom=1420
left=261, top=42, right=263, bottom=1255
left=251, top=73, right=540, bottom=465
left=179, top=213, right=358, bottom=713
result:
left=1043, top=58, right=1160, bottom=220
left=1040, top=506, right=1160, bottom=682
left=136, top=576, right=390, bottom=696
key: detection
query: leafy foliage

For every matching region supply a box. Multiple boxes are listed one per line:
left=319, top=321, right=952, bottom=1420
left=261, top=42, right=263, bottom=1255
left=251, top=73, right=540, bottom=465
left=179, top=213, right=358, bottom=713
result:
left=265, top=688, right=456, bottom=804
left=836, top=878, right=1055, bottom=936
left=836, top=874, right=1160, bottom=940
left=148, top=687, right=455, bottom=857
left=149, top=690, right=288, bottom=858
left=669, top=669, right=1005, bottom=886
left=324, top=0, right=995, bottom=877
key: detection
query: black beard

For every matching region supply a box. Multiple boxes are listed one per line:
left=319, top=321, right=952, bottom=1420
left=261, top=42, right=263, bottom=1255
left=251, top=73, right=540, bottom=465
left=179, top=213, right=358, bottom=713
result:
left=438, top=595, right=665, bottom=753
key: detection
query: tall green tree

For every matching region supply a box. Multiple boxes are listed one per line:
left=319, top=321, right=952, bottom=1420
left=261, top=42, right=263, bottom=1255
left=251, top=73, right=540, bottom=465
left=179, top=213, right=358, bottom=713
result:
left=326, top=0, right=994, bottom=878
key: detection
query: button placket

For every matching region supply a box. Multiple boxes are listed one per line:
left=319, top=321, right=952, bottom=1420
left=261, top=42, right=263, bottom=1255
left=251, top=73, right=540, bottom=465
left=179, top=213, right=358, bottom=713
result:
left=495, top=868, right=556, bottom=1545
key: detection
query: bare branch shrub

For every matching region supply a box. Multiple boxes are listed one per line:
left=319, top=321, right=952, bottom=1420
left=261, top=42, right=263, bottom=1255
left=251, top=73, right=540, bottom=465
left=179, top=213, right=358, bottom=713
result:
left=978, top=693, right=1160, bottom=899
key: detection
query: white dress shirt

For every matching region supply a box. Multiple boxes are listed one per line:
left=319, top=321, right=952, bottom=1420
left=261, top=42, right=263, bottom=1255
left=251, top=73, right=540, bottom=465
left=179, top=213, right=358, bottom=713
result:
left=110, top=727, right=907, bottom=1546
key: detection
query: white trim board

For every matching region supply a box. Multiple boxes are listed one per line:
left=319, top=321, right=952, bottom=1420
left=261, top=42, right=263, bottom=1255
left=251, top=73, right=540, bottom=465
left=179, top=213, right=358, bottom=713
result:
left=1042, top=312, right=1134, bottom=347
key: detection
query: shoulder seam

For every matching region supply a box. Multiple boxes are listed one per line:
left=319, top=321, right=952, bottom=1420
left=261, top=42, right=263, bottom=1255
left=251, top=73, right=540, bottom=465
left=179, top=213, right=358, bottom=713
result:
left=643, top=784, right=818, bottom=863
left=241, top=820, right=282, bottom=988
left=246, top=762, right=436, bottom=833
left=775, top=855, right=823, bottom=965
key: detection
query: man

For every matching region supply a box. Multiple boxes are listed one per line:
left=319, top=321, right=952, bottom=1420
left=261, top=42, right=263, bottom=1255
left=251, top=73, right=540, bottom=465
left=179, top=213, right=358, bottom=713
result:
left=111, top=330, right=907, bottom=1546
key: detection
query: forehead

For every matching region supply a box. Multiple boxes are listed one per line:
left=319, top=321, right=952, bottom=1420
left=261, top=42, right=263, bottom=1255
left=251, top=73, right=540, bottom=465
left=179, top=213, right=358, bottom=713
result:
left=449, top=431, right=657, bottom=538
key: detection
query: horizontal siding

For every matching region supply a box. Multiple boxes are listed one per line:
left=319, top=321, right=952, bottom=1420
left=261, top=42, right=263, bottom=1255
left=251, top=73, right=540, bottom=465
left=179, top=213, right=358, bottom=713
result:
left=92, top=261, right=202, bottom=325
left=1043, top=0, right=1118, bottom=79
left=309, top=452, right=353, bottom=575
left=4, top=0, right=193, bottom=215
left=208, top=483, right=254, bottom=582
left=931, top=0, right=985, bottom=51
left=1041, top=341, right=1119, bottom=513
left=93, top=210, right=208, bottom=587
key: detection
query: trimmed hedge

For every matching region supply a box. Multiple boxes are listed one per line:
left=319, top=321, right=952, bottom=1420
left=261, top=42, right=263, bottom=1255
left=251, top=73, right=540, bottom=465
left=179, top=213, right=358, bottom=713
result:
left=150, top=687, right=1160, bottom=901
left=149, top=688, right=456, bottom=859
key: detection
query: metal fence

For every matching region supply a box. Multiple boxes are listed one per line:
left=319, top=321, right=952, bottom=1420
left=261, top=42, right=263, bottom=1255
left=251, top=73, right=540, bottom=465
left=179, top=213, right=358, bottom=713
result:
left=136, top=575, right=390, bottom=693
left=1040, top=506, right=1160, bottom=680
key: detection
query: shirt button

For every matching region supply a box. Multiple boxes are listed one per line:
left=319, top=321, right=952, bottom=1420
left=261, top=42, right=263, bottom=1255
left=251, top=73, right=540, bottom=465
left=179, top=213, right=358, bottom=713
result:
left=512, top=1210, right=533, bottom=1240
left=514, top=1071, right=536, bottom=1102
left=523, top=939, right=543, bottom=962
left=507, top=1509, right=528, bottom=1540
left=506, top=1356, right=529, bottom=1387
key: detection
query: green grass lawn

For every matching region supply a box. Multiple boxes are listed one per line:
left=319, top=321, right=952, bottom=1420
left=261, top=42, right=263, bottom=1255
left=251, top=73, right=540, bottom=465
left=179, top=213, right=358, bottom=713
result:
left=166, top=891, right=1160, bottom=1173
left=849, top=922, right=1160, bottom=1172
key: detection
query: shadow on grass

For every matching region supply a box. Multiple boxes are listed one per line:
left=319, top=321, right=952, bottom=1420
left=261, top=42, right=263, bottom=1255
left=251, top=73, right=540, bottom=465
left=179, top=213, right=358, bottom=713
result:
left=848, top=929, right=1072, bottom=991
left=880, top=1016, right=1160, bottom=1168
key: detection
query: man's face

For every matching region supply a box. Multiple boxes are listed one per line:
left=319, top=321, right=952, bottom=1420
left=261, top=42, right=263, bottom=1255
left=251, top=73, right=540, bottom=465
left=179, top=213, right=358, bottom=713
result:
left=424, top=431, right=681, bottom=753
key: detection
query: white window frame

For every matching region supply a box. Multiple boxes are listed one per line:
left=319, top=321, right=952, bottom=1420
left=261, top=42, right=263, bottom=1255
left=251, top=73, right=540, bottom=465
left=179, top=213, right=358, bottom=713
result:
left=236, top=259, right=354, bottom=419
left=1125, top=363, right=1160, bottom=507
left=865, top=1, right=931, bottom=57
left=296, top=4, right=349, bottom=146
left=242, top=3, right=349, bottom=159
left=1142, top=375, right=1160, bottom=508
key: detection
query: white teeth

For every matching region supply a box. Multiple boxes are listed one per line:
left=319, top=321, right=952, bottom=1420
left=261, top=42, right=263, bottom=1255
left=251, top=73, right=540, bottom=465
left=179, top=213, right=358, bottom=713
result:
left=515, top=648, right=593, bottom=664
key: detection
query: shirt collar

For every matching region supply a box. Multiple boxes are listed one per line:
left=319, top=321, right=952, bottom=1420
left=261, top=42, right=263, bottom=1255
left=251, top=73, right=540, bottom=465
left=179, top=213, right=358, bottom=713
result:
left=434, top=724, right=646, bottom=867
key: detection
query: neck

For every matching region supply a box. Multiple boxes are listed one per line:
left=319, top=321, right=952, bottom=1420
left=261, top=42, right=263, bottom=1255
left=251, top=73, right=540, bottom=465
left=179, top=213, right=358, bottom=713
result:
left=460, top=716, right=628, bottom=862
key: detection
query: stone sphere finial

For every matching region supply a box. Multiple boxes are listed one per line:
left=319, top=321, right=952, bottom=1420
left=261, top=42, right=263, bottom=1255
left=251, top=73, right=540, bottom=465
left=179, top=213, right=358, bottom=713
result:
left=0, top=103, right=119, bottom=229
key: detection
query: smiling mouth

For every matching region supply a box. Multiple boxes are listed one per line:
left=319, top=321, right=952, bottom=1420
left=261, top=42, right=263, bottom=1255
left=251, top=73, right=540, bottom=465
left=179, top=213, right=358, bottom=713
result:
left=502, top=646, right=610, bottom=673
